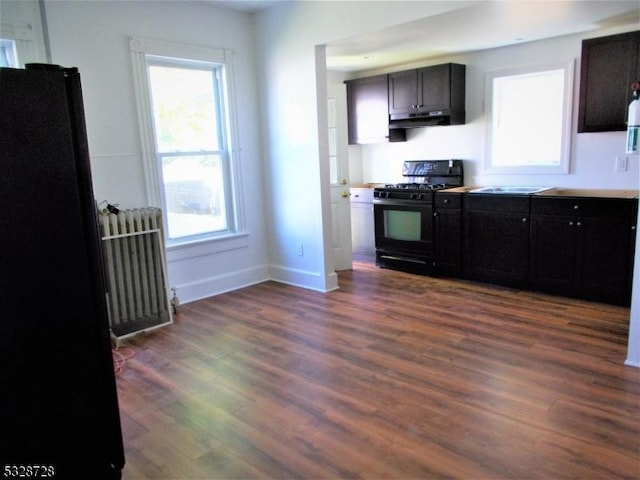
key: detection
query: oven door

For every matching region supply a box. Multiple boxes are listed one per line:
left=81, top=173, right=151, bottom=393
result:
left=373, top=198, right=434, bottom=274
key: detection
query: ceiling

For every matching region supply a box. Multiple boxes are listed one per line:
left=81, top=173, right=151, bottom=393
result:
left=205, top=0, right=639, bottom=72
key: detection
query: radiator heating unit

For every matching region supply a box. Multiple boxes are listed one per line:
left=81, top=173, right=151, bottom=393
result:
left=99, top=207, right=172, bottom=338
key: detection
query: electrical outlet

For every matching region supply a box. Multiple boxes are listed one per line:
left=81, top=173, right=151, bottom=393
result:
left=296, top=243, right=304, bottom=256
left=615, top=156, right=627, bottom=172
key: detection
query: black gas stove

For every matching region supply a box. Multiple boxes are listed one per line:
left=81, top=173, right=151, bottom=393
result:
left=373, top=159, right=464, bottom=275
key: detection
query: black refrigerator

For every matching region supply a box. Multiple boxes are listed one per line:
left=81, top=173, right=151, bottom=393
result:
left=0, top=65, right=125, bottom=478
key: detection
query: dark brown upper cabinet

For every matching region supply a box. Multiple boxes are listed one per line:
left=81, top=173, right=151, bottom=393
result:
left=578, top=30, right=640, bottom=133
left=388, top=63, right=465, bottom=126
left=345, top=75, right=406, bottom=145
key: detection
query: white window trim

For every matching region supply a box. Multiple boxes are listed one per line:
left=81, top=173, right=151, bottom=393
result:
left=484, top=60, right=574, bottom=175
left=129, top=36, right=246, bottom=251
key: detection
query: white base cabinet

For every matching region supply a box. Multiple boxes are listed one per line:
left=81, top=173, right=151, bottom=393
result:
left=350, top=188, right=375, bottom=258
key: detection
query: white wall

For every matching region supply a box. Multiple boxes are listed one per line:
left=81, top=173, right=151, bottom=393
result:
left=44, top=0, right=270, bottom=303
left=255, top=1, right=484, bottom=292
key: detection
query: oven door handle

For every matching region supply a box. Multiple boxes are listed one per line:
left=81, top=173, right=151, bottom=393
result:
left=373, top=199, right=432, bottom=207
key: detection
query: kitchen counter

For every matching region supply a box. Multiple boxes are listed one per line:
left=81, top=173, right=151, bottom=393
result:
left=439, top=186, right=479, bottom=193
left=440, top=186, right=638, bottom=199
left=351, top=183, right=384, bottom=189
left=534, top=188, right=639, bottom=199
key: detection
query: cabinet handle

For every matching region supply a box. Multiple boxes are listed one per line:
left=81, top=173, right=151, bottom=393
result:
left=443, top=199, right=450, bottom=204
left=576, top=221, right=582, bottom=227
left=522, top=217, right=528, bottom=223
left=573, top=205, right=579, bottom=210
left=569, top=221, right=574, bottom=226
left=632, top=226, right=637, bottom=231
left=433, top=212, right=438, bottom=217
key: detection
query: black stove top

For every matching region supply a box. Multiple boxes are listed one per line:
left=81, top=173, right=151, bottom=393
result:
left=374, top=160, right=464, bottom=201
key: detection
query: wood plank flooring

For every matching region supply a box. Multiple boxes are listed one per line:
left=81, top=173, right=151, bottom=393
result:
left=115, top=261, right=640, bottom=479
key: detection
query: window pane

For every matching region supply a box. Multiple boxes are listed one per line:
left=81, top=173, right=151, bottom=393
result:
left=328, top=96, right=338, bottom=184
left=491, top=69, right=564, bottom=167
left=162, top=154, right=227, bottom=239
left=384, top=210, right=421, bottom=241
left=0, top=39, right=18, bottom=67
left=486, top=62, right=573, bottom=175
left=148, top=65, right=220, bottom=152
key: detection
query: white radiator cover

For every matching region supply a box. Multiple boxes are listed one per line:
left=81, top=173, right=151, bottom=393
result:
left=99, top=207, right=172, bottom=338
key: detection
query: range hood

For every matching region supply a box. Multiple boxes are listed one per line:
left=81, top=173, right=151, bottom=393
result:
left=387, top=63, right=466, bottom=129
left=388, top=110, right=457, bottom=129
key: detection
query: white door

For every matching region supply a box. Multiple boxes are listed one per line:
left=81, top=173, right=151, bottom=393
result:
left=327, top=83, right=352, bottom=271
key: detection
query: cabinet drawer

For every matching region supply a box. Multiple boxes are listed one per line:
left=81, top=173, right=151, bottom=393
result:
left=435, top=193, right=462, bottom=209
left=464, top=194, right=530, bottom=213
left=531, top=197, right=636, bottom=219
left=350, top=188, right=374, bottom=204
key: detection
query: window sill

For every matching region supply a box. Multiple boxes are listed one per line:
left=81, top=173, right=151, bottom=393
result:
left=166, top=231, right=250, bottom=262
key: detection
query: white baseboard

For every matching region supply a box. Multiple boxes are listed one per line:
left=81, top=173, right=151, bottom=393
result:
left=175, top=264, right=339, bottom=305
left=176, top=264, right=270, bottom=304
left=268, top=264, right=339, bottom=293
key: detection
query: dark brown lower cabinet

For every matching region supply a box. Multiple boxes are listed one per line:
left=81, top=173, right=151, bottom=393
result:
left=434, top=192, right=463, bottom=276
left=455, top=193, right=637, bottom=306
left=530, top=197, right=637, bottom=306
left=463, top=194, right=531, bottom=288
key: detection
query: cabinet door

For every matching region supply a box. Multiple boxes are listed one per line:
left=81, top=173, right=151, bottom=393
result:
left=434, top=208, right=462, bottom=275
left=346, top=75, right=404, bottom=144
left=577, top=217, right=634, bottom=305
left=464, top=210, right=530, bottom=285
left=418, top=64, right=450, bottom=113
left=578, top=31, right=640, bottom=132
left=388, top=69, right=418, bottom=115
left=529, top=214, right=577, bottom=294
left=351, top=202, right=375, bottom=257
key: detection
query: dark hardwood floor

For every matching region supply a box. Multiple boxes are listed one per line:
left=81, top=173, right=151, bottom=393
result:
left=115, top=261, right=640, bottom=479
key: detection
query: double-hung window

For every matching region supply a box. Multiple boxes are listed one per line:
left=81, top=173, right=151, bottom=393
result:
left=485, top=61, right=574, bottom=175
left=130, top=37, right=243, bottom=245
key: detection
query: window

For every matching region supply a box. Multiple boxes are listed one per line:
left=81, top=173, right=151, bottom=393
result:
left=0, top=39, right=18, bottom=67
left=130, top=37, right=243, bottom=246
left=485, top=61, right=574, bottom=174
left=327, top=96, right=338, bottom=184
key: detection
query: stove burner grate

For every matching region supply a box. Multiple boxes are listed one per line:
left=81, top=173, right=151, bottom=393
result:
left=381, top=183, right=453, bottom=191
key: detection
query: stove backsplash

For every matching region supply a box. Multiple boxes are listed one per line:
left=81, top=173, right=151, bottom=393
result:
left=400, top=159, right=464, bottom=187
